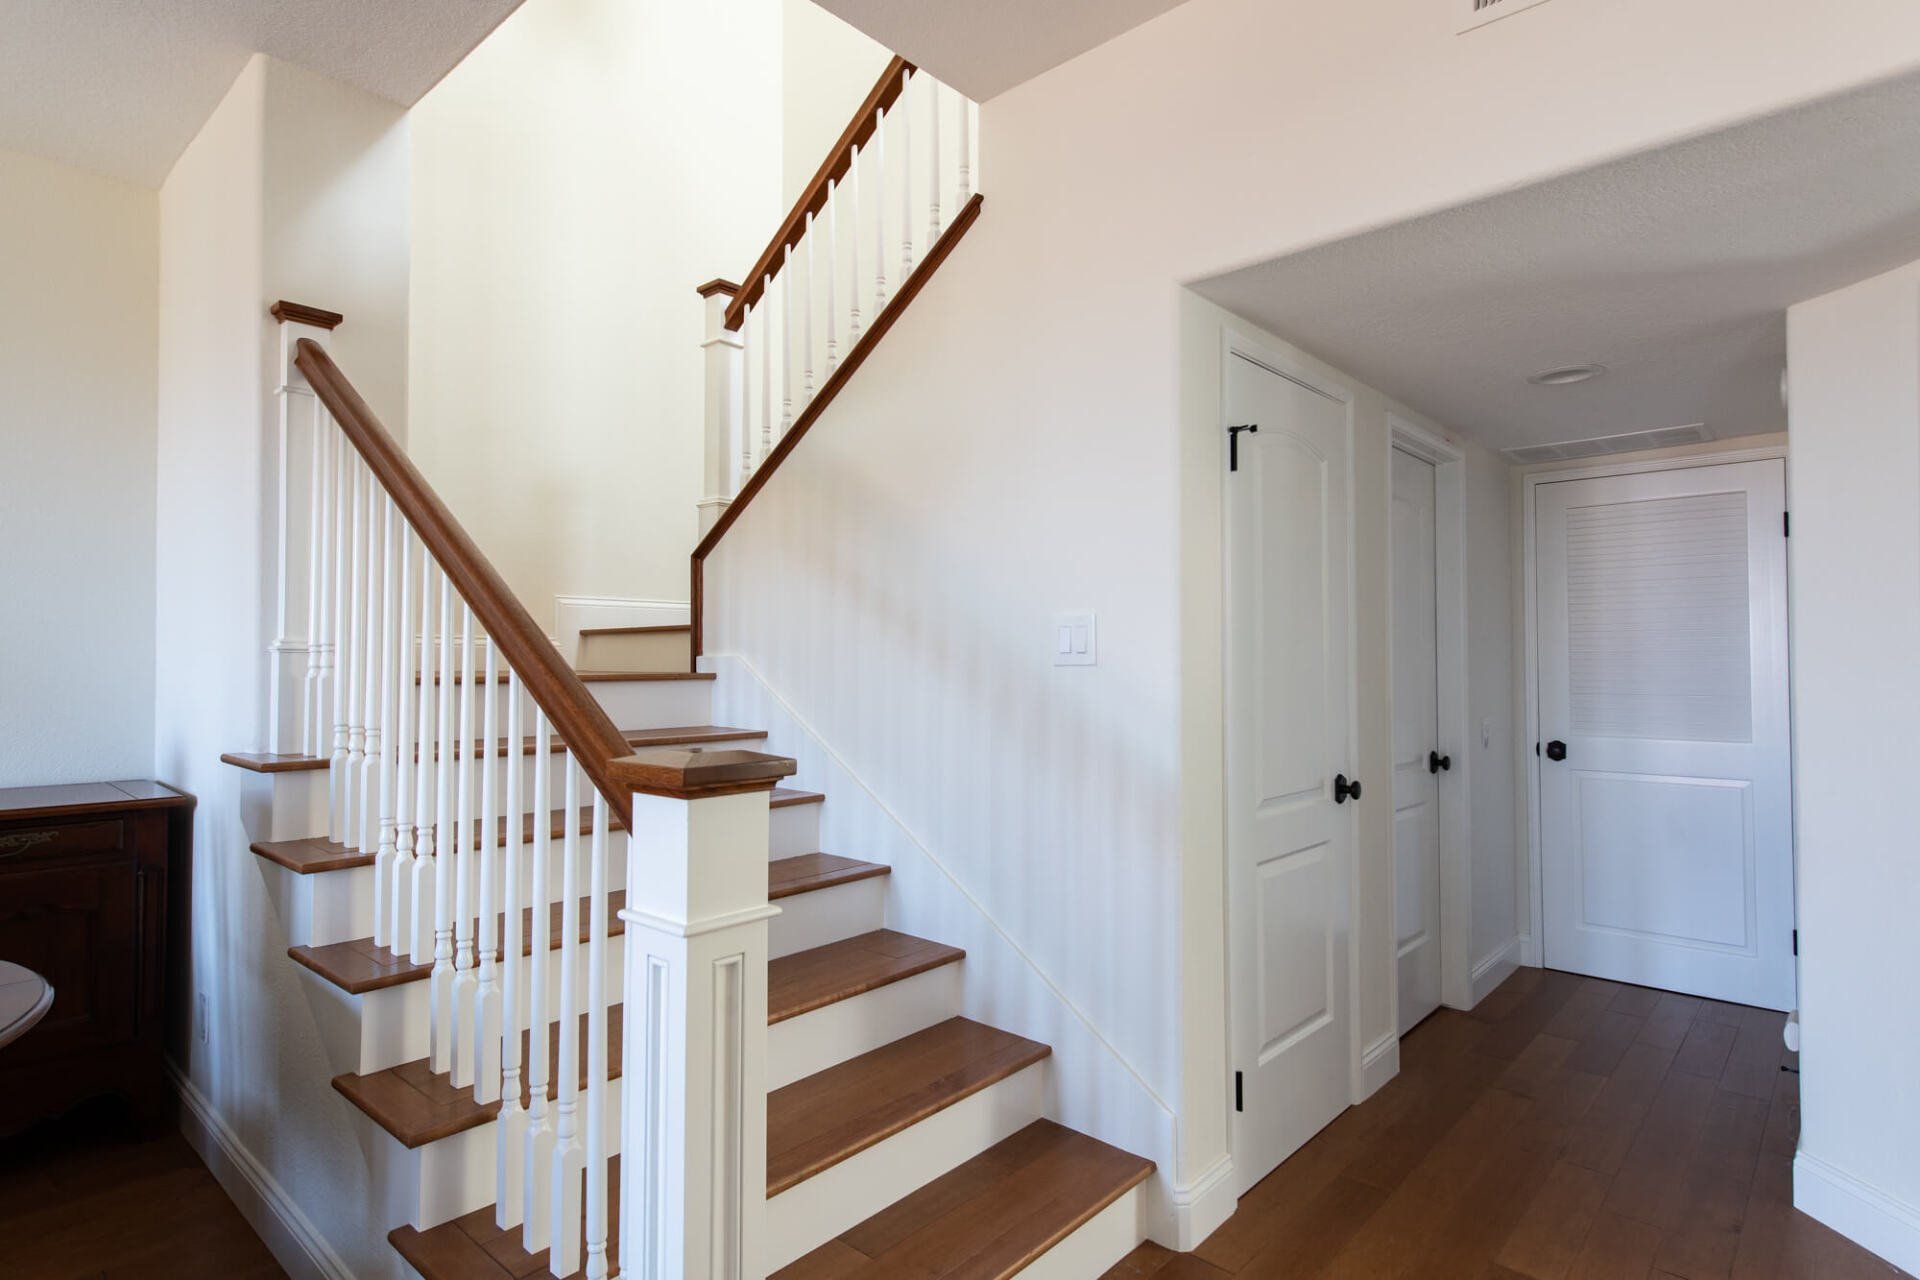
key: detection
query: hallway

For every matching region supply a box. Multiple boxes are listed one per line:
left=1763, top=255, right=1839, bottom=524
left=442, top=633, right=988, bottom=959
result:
left=1108, top=967, right=1904, bottom=1279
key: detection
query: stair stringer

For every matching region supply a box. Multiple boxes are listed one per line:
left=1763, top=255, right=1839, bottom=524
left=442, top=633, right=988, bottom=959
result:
left=706, top=652, right=1184, bottom=1246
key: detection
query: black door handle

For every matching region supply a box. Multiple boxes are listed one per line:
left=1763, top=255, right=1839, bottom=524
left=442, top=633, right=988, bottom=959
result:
left=1545, top=740, right=1567, bottom=762
left=1428, top=750, right=1451, bottom=774
left=1334, top=773, right=1362, bottom=804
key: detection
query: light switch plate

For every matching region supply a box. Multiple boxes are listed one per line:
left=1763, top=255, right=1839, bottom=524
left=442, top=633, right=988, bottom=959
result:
left=1053, top=612, right=1096, bottom=666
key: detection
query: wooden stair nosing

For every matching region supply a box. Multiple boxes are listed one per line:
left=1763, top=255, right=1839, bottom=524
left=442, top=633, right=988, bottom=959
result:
left=391, top=1159, right=626, bottom=1280
left=579, top=623, right=691, bottom=637
left=771, top=787, right=824, bottom=809
left=224, top=724, right=764, bottom=777
left=289, top=888, right=629, bottom=995
left=256, top=805, right=622, bottom=886
left=772, top=1119, right=1154, bottom=1279
left=768, top=853, right=889, bottom=901
left=337, top=1005, right=625, bottom=1149
left=768, top=929, right=962, bottom=1025
left=766, top=1016, right=1051, bottom=1196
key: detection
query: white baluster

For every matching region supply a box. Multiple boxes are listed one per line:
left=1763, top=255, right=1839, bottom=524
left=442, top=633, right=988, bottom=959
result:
left=825, top=183, right=838, bottom=376
left=410, top=555, right=439, bottom=965
left=391, top=527, right=416, bottom=954
left=373, top=496, right=397, bottom=947
left=344, top=459, right=365, bottom=843
left=550, top=759, right=586, bottom=1277
left=328, top=431, right=350, bottom=844
left=803, top=211, right=816, bottom=405
left=496, top=671, right=526, bottom=1229
left=780, top=250, right=793, bottom=437
left=583, top=794, right=610, bottom=1280
left=900, top=69, right=915, bottom=278
left=848, top=142, right=863, bottom=346
left=430, top=575, right=456, bottom=1074
left=474, top=640, right=502, bottom=1104
left=304, top=395, right=325, bottom=756
left=744, top=300, right=760, bottom=484
left=929, top=76, right=942, bottom=241
left=875, top=106, right=889, bottom=310
left=359, top=482, right=383, bottom=856
left=737, top=303, right=752, bottom=496
left=959, top=91, right=973, bottom=203
left=523, top=708, right=556, bottom=1251
left=452, top=605, right=478, bottom=1090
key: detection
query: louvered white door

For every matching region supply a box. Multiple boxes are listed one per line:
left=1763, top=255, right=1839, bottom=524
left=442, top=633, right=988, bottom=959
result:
left=1535, top=460, right=1794, bottom=1009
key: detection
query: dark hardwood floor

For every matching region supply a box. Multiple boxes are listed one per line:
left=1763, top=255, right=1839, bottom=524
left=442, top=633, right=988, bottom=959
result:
left=0, top=1098, right=285, bottom=1279
left=1108, top=967, right=1908, bottom=1280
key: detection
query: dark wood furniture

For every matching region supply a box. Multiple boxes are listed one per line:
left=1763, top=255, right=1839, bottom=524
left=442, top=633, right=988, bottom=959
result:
left=0, top=780, right=193, bottom=1133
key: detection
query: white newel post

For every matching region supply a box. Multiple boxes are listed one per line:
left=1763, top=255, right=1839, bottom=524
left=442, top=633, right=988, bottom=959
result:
left=269, top=300, right=345, bottom=757
left=697, top=280, right=745, bottom=535
left=613, top=748, right=795, bottom=1280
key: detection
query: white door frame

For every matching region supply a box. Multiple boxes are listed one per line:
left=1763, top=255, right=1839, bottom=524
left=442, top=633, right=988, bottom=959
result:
left=1220, top=325, right=1366, bottom=1121
left=1386, top=416, right=1473, bottom=1016
left=1518, top=443, right=1790, bottom=970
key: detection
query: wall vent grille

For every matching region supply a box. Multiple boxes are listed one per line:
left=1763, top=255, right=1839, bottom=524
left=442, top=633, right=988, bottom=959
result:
left=1458, top=0, right=1557, bottom=32
left=1504, top=423, right=1713, bottom=466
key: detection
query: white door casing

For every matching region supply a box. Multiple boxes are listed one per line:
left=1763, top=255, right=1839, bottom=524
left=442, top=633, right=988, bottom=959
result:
left=1224, top=345, right=1357, bottom=1197
left=1390, top=447, right=1442, bottom=1034
left=1534, top=459, right=1794, bottom=1010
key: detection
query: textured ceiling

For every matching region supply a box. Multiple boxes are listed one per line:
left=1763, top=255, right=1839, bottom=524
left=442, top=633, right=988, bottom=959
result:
left=1194, top=69, right=1920, bottom=452
left=812, top=0, right=1193, bottom=100
left=0, top=0, right=522, bottom=186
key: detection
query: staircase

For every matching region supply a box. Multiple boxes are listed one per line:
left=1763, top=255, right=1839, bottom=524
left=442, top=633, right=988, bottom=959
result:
left=223, top=52, right=1154, bottom=1280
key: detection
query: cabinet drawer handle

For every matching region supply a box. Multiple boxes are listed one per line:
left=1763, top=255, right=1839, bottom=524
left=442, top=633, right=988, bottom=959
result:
left=0, top=830, right=57, bottom=858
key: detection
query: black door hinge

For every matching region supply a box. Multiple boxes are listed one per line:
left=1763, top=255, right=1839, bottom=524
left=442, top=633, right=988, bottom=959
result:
left=1783, top=511, right=1791, bottom=537
left=1228, top=423, right=1259, bottom=472
left=1235, top=1070, right=1244, bottom=1112
left=1792, top=928, right=1798, bottom=956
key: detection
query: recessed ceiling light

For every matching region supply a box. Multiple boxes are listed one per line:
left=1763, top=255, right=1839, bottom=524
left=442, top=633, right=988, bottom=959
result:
left=1528, top=364, right=1606, bottom=386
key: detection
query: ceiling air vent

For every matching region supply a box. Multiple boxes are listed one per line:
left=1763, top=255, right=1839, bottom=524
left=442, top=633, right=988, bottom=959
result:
left=1503, top=423, right=1712, bottom=466
left=1458, top=0, right=1557, bottom=33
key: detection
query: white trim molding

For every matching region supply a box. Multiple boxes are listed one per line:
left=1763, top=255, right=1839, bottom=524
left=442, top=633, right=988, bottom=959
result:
left=1359, top=1031, right=1400, bottom=1102
left=1470, top=939, right=1522, bottom=1007
left=170, top=1063, right=354, bottom=1280
left=552, top=595, right=690, bottom=665
left=1795, top=1150, right=1920, bottom=1277
left=1170, top=1153, right=1237, bottom=1250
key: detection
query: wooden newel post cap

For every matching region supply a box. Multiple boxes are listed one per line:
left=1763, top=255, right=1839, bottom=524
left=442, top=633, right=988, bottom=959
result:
left=610, top=748, right=796, bottom=799
left=269, top=300, right=344, bottom=330
left=695, top=279, right=742, bottom=299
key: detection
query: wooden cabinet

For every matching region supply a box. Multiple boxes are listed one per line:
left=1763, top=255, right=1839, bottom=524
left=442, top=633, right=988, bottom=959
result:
left=0, top=781, right=192, bottom=1133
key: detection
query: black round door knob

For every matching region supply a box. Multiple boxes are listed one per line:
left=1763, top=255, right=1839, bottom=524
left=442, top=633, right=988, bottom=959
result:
left=1428, top=750, right=1452, bottom=774
left=1545, top=740, right=1568, bottom=762
left=1334, top=773, right=1362, bottom=804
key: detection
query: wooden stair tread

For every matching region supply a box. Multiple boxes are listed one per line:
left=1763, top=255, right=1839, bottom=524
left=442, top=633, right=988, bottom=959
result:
left=773, top=1119, right=1153, bottom=1279
left=767, top=1017, right=1049, bottom=1196
left=219, top=750, right=329, bottom=774
left=290, top=889, right=628, bottom=994
left=579, top=623, right=690, bottom=637
left=337, top=1006, right=624, bottom=1149
left=223, top=725, right=761, bottom=776
left=768, top=853, right=889, bottom=900
left=420, top=669, right=715, bottom=685
left=771, top=787, right=824, bottom=809
left=391, top=1158, right=625, bottom=1280
left=250, top=835, right=372, bottom=874
left=768, top=929, right=962, bottom=1024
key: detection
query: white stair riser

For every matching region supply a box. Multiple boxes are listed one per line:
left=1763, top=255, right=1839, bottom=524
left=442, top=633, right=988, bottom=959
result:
left=768, top=878, right=886, bottom=960
left=768, top=964, right=961, bottom=1089
left=764, top=1061, right=1047, bottom=1271
left=356, top=1085, right=625, bottom=1231
left=1016, top=1184, right=1148, bottom=1280
left=579, top=630, right=690, bottom=671
left=769, top=802, right=821, bottom=860
left=425, top=676, right=712, bottom=733
left=301, top=934, right=628, bottom=1077
left=260, top=836, right=630, bottom=950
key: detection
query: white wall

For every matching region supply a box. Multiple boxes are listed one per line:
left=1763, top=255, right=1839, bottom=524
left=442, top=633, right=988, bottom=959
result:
left=782, top=0, right=891, bottom=205
left=0, top=149, right=157, bottom=787
left=156, top=55, right=411, bottom=1280
left=1783, top=264, right=1920, bottom=1276
left=701, top=0, right=1920, bottom=1247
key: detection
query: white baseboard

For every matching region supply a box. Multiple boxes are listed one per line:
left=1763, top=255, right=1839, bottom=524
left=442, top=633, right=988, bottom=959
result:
left=1170, top=1152, right=1236, bottom=1250
left=170, top=1062, right=354, bottom=1280
left=1359, top=1031, right=1400, bottom=1101
left=552, top=595, right=689, bottom=664
left=1516, top=932, right=1543, bottom=969
left=1795, top=1150, right=1920, bottom=1277
left=1471, top=939, right=1522, bottom=1006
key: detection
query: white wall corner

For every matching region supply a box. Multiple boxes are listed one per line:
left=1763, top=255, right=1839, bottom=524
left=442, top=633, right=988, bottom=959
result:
left=552, top=595, right=691, bottom=665
left=1168, top=1152, right=1237, bottom=1251
left=1794, top=1150, right=1920, bottom=1278
left=1359, top=1031, right=1400, bottom=1102
left=1471, top=938, right=1524, bottom=1007
left=170, top=1064, right=355, bottom=1280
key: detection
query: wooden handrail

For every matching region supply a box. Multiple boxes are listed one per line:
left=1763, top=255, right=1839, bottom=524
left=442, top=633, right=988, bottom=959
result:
left=293, top=338, right=636, bottom=830
left=723, top=55, right=915, bottom=332
left=691, top=191, right=985, bottom=661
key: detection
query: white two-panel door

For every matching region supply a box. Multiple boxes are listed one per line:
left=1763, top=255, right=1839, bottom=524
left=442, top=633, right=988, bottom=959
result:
left=1390, top=448, right=1442, bottom=1035
left=1536, top=459, right=1795, bottom=1010
left=1225, top=350, right=1355, bottom=1196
